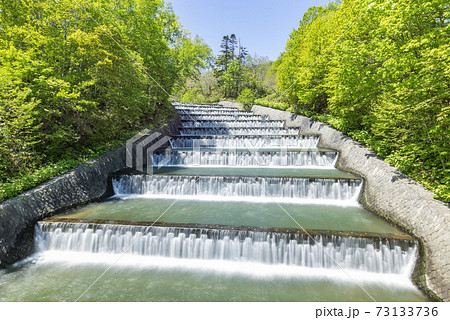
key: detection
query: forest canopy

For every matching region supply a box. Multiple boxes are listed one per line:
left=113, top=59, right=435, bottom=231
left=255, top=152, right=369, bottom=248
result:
left=0, top=0, right=211, bottom=200
left=175, top=33, right=277, bottom=107
left=275, top=0, right=450, bottom=202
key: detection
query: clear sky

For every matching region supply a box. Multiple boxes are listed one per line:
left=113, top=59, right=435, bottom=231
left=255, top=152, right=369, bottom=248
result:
left=168, top=0, right=331, bottom=61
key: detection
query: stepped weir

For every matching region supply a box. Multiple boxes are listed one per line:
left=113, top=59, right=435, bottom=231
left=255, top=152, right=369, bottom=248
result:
left=0, top=102, right=427, bottom=302
left=36, top=221, right=416, bottom=275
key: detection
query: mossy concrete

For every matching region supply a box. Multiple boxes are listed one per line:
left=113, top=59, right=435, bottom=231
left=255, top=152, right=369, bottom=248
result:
left=252, top=104, right=450, bottom=301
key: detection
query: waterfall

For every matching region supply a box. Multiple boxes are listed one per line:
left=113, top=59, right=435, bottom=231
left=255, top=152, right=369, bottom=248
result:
left=170, top=136, right=319, bottom=149
left=151, top=150, right=336, bottom=167
left=36, top=222, right=417, bottom=276
left=181, top=120, right=285, bottom=128
left=179, top=115, right=269, bottom=121
left=179, top=128, right=300, bottom=136
left=38, top=104, right=416, bottom=288
left=112, top=175, right=362, bottom=204
left=176, top=106, right=238, bottom=112
left=178, top=110, right=252, bottom=116
left=173, top=102, right=235, bottom=109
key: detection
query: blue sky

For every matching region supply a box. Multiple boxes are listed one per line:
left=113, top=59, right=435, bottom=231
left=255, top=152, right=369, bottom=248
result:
left=169, top=0, right=331, bottom=61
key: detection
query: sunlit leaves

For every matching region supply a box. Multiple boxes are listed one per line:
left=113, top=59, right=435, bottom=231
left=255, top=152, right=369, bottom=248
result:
left=0, top=0, right=211, bottom=188
left=276, top=0, right=450, bottom=201
left=277, top=4, right=339, bottom=112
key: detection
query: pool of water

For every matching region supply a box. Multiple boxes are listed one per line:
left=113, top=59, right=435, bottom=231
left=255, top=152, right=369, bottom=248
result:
left=0, top=252, right=427, bottom=302
left=58, top=197, right=403, bottom=235
left=151, top=167, right=358, bottom=179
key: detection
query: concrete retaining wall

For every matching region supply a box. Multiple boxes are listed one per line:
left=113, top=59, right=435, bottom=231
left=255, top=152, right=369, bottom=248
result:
left=252, top=104, right=450, bottom=301
left=0, top=115, right=181, bottom=267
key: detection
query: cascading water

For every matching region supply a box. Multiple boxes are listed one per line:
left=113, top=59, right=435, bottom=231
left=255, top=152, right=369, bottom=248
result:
left=35, top=222, right=417, bottom=276
left=169, top=136, right=319, bottom=149
left=179, top=128, right=300, bottom=136
left=178, top=110, right=252, bottom=116
left=181, top=120, right=285, bottom=128
left=10, top=102, right=423, bottom=302
left=112, top=175, right=361, bottom=204
left=151, top=150, right=337, bottom=167
left=173, top=102, right=236, bottom=109
left=176, top=106, right=239, bottom=112
left=179, top=115, right=269, bottom=121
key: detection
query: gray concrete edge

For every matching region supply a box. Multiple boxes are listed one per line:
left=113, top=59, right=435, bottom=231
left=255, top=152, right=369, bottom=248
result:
left=252, top=104, right=450, bottom=301
left=0, top=113, right=181, bottom=267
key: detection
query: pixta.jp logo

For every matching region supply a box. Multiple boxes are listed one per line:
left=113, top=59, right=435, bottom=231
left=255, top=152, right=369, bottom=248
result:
left=126, top=130, right=171, bottom=174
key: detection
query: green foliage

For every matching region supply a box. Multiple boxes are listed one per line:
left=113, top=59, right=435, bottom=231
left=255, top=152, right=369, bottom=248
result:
left=0, top=125, right=140, bottom=202
left=0, top=106, right=176, bottom=202
left=172, top=35, right=214, bottom=89
left=179, top=89, right=209, bottom=104
left=237, top=88, right=256, bottom=108
left=274, top=0, right=450, bottom=202
left=0, top=0, right=211, bottom=200
left=244, top=55, right=274, bottom=97
left=175, top=32, right=279, bottom=104
left=174, top=70, right=222, bottom=103
left=214, top=34, right=248, bottom=98
left=254, top=98, right=289, bottom=111
left=277, top=4, right=339, bottom=111
left=175, top=55, right=276, bottom=105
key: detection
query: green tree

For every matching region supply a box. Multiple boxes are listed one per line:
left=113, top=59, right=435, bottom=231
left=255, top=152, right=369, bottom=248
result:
left=0, top=0, right=211, bottom=190
left=277, top=4, right=340, bottom=113
left=275, top=0, right=450, bottom=201
left=214, top=34, right=248, bottom=98
left=237, top=88, right=256, bottom=108
left=244, top=55, right=272, bottom=97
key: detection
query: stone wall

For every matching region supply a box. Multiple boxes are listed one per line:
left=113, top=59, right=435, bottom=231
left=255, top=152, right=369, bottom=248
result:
left=0, top=114, right=181, bottom=267
left=252, top=104, right=450, bottom=301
